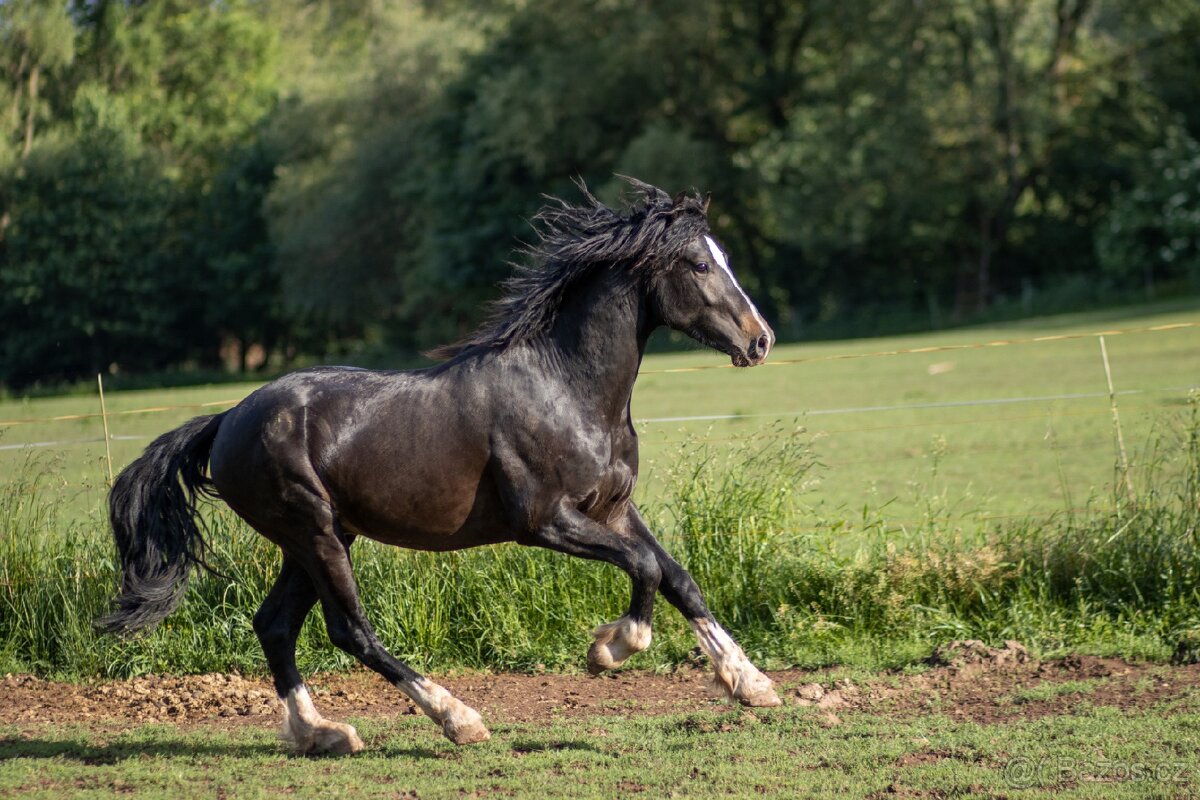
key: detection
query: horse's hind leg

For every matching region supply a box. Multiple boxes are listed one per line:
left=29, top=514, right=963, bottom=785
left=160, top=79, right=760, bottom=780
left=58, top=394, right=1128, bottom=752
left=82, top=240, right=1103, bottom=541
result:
left=254, top=556, right=364, bottom=755
left=296, top=520, right=490, bottom=746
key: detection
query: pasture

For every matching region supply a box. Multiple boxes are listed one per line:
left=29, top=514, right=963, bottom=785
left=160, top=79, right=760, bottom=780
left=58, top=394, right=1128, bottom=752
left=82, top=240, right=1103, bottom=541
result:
left=3, top=300, right=1199, bottom=526
left=4, top=657, right=1200, bottom=798
left=2, top=301, right=1200, bottom=797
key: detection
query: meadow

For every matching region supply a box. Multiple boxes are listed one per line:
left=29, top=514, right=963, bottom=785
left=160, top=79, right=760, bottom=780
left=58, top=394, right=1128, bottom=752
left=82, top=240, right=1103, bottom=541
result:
left=1, top=299, right=1199, bottom=680
left=5, top=683, right=1200, bottom=799
left=3, top=299, right=1199, bottom=526
left=3, top=301, right=1200, bottom=798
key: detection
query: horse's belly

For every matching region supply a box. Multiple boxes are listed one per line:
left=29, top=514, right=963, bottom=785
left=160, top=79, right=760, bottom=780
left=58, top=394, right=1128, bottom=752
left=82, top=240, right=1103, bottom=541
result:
left=332, top=460, right=512, bottom=552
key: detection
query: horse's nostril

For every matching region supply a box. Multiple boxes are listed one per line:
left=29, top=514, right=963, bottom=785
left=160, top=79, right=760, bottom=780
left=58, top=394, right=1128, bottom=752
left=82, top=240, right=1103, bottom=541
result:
left=757, top=334, right=769, bottom=353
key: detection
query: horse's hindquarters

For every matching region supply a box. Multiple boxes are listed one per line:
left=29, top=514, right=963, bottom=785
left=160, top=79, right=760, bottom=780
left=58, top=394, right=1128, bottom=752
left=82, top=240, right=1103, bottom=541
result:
left=209, top=367, right=506, bottom=551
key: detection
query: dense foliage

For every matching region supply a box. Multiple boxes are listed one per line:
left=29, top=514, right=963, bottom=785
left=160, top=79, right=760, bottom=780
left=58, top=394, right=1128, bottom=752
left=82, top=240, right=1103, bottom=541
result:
left=1, top=0, right=1198, bottom=388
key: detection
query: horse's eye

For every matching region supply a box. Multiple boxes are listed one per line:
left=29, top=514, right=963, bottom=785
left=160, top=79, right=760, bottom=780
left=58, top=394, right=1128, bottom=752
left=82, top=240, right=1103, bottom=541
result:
left=693, top=262, right=710, bottom=274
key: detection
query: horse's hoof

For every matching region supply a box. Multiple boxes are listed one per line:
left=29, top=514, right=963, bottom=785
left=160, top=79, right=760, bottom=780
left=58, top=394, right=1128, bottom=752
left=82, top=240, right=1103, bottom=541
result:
left=737, top=688, right=783, bottom=708
left=441, top=701, right=491, bottom=745
left=586, top=639, right=619, bottom=675
left=445, top=720, right=491, bottom=745
left=315, top=723, right=366, bottom=755
left=587, top=618, right=651, bottom=674
left=294, top=721, right=365, bottom=756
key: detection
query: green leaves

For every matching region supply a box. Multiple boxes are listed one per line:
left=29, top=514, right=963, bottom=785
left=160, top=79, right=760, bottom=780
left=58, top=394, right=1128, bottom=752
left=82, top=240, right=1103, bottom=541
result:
left=1, top=0, right=1198, bottom=386
left=0, top=87, right=175, bottom=386
left=1096, top=124, right=1200, bottom=294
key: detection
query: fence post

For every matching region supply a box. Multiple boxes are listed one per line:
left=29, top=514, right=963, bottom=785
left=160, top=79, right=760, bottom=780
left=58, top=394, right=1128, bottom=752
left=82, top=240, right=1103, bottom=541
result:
left=97, top=373, right=114, bottom=487
left=1098, top=336, right=1135, bottom=503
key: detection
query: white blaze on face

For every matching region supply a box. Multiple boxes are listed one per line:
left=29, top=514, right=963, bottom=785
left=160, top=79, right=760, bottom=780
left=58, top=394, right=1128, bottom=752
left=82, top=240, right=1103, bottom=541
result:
left=703, top=235, right=770, bottom=340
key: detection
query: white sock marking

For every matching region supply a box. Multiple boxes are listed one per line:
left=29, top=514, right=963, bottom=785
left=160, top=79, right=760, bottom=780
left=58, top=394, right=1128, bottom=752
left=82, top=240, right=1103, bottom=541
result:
left=406, top=677, right=490, bottom=744
left=280, top=686, right=364, bottom=754
left=689, top=618, right=778, bottom=704
left=285, top=686, right=323, bottom=727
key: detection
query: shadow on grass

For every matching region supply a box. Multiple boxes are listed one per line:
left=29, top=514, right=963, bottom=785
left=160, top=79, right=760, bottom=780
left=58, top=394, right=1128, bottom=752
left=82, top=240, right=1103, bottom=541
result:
left=507, top=739, right=604, bottom=756
left=0, top=734, right=444, bottom=763
left=0, top=735, right=278, bottom=763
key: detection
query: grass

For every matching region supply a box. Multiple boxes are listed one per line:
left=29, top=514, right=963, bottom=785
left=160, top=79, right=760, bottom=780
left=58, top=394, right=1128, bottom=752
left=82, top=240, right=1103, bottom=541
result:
left=0, top=300, right=1199, bottom=679
left=1003, top=679, right=1104, bottom=705
left=2, top=299, right=1198, bottom=524
left=3, top=302, right=1200, bottom=797
left=3, top=701, right=1199, bottom=798
left=2, top=391, right=1200, bottom=679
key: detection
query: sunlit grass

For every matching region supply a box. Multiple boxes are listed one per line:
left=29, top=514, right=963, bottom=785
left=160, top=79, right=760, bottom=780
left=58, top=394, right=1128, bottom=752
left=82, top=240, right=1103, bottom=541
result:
left=1, top=300, right=1197, bottom=524
left=2, top=398, right=1200, bottom=679
left=2, top=701, right=1198, bottom=798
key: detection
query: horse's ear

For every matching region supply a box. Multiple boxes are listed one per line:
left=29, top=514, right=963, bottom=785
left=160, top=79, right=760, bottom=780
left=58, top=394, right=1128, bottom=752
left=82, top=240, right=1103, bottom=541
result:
left=672, top=190, right=689, bottom=207
left=702, top=193, right=711, bottom=215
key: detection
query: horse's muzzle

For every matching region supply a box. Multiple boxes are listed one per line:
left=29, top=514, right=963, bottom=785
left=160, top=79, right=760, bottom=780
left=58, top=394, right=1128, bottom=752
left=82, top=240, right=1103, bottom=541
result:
left=734, top=331, right=772, bottom=367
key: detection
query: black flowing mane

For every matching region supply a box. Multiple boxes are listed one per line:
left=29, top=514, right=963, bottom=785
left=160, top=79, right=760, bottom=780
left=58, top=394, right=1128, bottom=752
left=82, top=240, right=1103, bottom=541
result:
left=428, top=177, right=710, bottom=361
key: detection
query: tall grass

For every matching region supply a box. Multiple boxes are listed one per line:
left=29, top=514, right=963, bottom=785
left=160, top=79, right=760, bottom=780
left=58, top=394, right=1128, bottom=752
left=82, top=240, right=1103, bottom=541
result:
left=2, top=409, right=1199, bottom=678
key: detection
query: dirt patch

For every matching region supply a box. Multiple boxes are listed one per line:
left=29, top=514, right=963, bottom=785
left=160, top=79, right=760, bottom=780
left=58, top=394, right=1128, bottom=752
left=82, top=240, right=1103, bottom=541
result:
left=861, top=654, right=1200, bottom=725
left=0, top=672, right=278, bottom=726
left=0, top=668, right=774, bottom=729
left=2, top=653, right=1198, bottom=732
left=926, top=639, right=1031, bottom=671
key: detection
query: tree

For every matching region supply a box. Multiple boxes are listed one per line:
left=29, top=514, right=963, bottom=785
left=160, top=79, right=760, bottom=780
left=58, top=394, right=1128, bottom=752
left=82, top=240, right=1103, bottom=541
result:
left=0, top=88, right=176, bottom=387
left=1096, top=124, right=1200, bottom=295
left=195, top=137, right=292, bottom=371
left=0, top=0, right=75, bottom=161
left=72, top=0, right=279, bottom=175
left=265, top=0, right=492, bottom=348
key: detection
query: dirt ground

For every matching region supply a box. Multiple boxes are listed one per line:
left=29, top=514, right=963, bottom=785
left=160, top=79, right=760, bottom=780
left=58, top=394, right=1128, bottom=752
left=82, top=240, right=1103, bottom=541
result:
left=2, top=642, right=1198, bottom=731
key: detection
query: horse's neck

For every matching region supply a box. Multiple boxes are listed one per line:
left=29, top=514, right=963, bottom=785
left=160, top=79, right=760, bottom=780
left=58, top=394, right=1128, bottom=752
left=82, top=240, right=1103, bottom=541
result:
left=542, top=270, right=652, bottom=420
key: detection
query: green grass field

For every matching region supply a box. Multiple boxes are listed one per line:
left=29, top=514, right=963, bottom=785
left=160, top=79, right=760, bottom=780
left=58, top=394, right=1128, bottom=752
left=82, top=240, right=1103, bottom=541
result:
left=3, top=302, right=1200, bottom=798
left=3, top=300, right=1199, bottom=527
left=4, top=677, right=1198, bottom=799
left=3, top=299, right=1200, bottom=682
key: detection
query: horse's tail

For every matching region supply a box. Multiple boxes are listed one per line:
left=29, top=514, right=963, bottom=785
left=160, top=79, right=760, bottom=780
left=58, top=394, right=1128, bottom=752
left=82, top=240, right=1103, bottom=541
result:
left=95, top=413, right=227, bottom=635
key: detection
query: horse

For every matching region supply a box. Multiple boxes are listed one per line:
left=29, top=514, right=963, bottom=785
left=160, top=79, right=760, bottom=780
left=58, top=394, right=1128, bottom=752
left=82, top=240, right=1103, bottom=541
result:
left=97, top=178, right=779, bottom=755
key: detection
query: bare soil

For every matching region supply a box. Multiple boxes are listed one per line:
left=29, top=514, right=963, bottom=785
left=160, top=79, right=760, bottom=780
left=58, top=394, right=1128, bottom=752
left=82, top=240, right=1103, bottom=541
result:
left=2, top=643, right=1198, bottom=732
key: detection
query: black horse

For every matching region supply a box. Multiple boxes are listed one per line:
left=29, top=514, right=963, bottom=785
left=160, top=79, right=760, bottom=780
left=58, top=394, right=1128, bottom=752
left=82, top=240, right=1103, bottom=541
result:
left=98, top=179, right=778, bottom=754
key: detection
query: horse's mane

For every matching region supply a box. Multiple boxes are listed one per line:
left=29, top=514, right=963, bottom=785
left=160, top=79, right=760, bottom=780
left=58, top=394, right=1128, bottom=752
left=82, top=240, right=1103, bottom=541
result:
left=427, top=177, right=710, bottom=361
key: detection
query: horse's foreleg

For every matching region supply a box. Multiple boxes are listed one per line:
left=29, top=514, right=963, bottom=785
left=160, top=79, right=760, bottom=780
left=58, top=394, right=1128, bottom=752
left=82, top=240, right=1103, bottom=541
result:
left=255, top=556, right=364, bottom=755
left=524, top=506, right=661, bottom=674
left=301, top=533, right=490, bottom=746
left=623, top=505, right=781, bottom=707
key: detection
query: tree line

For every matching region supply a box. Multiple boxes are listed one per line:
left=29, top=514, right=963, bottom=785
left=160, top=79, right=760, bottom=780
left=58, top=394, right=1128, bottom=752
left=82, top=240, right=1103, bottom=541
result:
left=1, top=0, right=1197, bottom=389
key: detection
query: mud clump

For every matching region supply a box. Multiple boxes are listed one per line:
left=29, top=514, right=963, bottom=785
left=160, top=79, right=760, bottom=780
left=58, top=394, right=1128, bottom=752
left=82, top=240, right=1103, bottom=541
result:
left=0, top=672, right=277, bottom=725
left=793, top=678, right=858, bottom=714
left=927, top=640, right=1031, bottom=671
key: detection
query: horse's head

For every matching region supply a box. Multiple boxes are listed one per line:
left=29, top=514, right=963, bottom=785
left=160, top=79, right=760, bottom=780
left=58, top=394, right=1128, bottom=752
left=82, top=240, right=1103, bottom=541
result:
left=650, top=207, right=774, bottom=368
